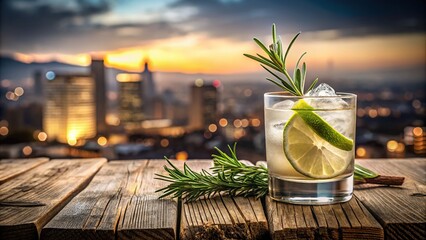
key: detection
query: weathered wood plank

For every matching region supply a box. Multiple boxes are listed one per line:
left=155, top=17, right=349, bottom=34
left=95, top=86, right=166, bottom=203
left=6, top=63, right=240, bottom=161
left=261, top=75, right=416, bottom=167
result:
left=180, top=160, right=269, bottom=240
left=355, top=159, right=426, bottom=240
left=266, top=196, right=384, bottom=240
left=41, top=160, right=146, bottom=240
left=41, top=159, right=185, bottom=240
left=0, top=158, right=49, bottom=184
left=0, top=158, right=106, bottom=240
left=117, top=159, right=186, bottom=240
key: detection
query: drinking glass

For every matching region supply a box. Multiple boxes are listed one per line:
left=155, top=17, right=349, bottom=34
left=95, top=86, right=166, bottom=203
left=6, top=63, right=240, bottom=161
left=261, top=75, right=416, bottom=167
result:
left=264, top=92, right=357, bottom=204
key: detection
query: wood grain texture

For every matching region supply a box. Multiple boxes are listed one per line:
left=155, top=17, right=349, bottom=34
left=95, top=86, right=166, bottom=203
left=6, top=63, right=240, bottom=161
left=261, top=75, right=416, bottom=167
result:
left=0, top=158, right=106, bottom=240
left=355, top=159, right=426, bottom=240
left=266, top=196, right=384, bottom=240
left=116, top=160, right=185, bottom=240
left=180, top=160, right=269, bottom=240
left=0, top=158, right=49, bottom=184
left=41, top=159, right=185, bottom=240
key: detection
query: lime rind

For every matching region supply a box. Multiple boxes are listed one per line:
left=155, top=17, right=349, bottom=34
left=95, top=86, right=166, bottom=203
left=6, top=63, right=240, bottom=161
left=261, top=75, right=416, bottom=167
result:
left=291, top=99, right=353, bottom=151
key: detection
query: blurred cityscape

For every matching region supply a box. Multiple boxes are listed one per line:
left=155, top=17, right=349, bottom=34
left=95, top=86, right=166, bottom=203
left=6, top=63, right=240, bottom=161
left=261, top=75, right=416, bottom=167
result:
left=0, top=55, right=424, bottom=161
left=0, top=0, right=425, bottom=161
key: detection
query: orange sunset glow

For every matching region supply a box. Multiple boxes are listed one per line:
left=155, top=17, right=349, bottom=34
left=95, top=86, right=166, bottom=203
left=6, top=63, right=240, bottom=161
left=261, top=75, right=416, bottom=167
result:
left=9, top=33, right=425, bottom=75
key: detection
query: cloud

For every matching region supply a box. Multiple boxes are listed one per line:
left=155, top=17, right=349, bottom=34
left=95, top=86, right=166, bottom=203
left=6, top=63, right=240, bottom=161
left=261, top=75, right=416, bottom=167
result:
left=0, top=0, right=424, bottom=55
left=170, top=0, right=425, bottom=40
left=0, top=0, right=187, bottom=54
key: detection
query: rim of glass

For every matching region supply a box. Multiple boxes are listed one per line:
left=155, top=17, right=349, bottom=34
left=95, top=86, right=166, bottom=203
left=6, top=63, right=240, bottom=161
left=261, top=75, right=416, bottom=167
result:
left=264, top=91, right=356, bottom=99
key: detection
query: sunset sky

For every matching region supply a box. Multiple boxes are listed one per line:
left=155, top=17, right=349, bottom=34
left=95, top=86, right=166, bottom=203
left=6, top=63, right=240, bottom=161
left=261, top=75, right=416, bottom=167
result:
left=1, top=0, right=425, bottom=78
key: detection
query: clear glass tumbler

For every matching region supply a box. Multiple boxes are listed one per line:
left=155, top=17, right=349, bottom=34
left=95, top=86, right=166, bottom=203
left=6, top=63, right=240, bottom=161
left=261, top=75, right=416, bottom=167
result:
left=264, top=92, right=357, bottom=205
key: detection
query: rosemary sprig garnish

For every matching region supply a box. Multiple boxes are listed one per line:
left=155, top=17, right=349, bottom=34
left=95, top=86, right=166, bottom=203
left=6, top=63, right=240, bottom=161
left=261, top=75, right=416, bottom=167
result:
left=156, top=145, right=401, bottom=202
left=244, top=23, right=318, bottom=96
left=155, top=144, right=268, bottom=202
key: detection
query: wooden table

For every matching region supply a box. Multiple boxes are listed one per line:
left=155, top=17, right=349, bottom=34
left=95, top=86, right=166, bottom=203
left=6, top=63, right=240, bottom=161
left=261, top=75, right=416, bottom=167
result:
left=0, top=158, right=424, bottom=240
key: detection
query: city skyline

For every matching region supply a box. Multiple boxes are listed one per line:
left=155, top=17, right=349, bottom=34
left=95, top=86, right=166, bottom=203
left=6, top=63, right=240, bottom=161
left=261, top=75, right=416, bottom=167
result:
left=0, top=0, right=425, bottom=160
left=0, top=0, right=425, bottom=81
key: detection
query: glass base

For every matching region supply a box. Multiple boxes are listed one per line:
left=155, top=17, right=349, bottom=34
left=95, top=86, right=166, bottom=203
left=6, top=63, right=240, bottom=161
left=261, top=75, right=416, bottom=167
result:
left=269, top=174, right=353, bottom=205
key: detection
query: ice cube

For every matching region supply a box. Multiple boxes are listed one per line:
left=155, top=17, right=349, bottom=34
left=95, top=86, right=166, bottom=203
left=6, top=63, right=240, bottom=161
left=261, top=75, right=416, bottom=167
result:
left=272, top=99, right=294, bottom=109
left=305, top=83, right=348, bottom=109
left=306, top=83, right=337, bottom=96
left=304, top=83, right=352, bottom=136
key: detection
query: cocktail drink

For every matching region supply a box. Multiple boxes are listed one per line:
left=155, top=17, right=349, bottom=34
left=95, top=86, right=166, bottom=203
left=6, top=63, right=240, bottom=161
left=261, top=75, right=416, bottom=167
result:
left=264, top=84, right=356, bottom=204
left=244, top=24, right=357, bottom=204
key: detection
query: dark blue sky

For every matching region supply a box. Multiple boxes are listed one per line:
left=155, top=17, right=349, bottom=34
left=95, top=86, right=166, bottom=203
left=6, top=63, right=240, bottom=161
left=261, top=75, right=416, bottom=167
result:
left=1, top=0, right=424, bottom=54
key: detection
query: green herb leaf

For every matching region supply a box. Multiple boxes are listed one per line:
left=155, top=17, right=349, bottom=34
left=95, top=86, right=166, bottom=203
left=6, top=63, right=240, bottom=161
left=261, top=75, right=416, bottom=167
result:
left=244, top=25, right=320, bottom=96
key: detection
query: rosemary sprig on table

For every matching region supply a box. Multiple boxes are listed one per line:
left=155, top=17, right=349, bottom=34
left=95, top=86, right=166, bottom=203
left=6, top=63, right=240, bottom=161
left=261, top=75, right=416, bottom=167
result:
left=244, top=23, right=318, bottom=96
left=155, top=145, right=268, bottom=202
left=156, top=145, right=404, bottom=202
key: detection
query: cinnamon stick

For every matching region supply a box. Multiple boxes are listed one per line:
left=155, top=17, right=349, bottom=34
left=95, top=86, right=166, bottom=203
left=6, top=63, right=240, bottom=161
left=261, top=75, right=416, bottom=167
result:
left=355, top=175, right=405, bottom=186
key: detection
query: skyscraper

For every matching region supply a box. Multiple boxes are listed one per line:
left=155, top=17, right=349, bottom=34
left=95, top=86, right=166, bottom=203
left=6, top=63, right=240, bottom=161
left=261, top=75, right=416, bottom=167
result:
left=91, top=58, right=106, bottom=134
left=117, top=73, right=144, bottom=131
left=33, top=70, right=43, bottom=98
left=141, top=60, right=156, bottom=118
left=44, top=73, right=96, bottom=144
left=189, top=79, right=218, bottom=130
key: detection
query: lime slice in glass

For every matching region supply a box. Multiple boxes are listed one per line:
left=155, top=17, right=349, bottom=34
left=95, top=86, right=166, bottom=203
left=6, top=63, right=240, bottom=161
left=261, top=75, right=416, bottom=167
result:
left=283, top=100, right=354, bottom=178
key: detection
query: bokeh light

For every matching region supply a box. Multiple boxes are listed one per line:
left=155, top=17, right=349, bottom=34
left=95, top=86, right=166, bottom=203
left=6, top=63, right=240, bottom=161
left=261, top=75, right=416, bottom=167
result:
left=22, top=146, right=32, bottom=156
left=38, top=132, right=48, bottom=141
left=97, top=136, right=108, bottom=146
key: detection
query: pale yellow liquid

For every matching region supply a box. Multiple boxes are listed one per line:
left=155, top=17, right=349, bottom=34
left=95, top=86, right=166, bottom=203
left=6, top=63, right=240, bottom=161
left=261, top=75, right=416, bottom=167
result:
left=265, top=107, right=356, bottom=181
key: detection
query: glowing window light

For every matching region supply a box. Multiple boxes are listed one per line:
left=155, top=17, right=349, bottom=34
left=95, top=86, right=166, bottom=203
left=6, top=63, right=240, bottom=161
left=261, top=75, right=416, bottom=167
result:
left=241, top=119, right=249, bottom=128
left=6, top=91, right=19, bottom=101
left=68, top=139, right=77, bottom=146
left=14, top=87, right=24, bottom=96
left=176, top=151, right=188, bottom=160
left=116, top=73, right=141, bottom=82
left=38, top=132, right=48, bottom=141
left=368, top=109, right=378, bottom=118
left=413, top=127, right=423, bottom=137
left=378, top=107, right=391, bottom=117
left=219, top=118, right=228, bottom=127
left=251, top=118, right=261, bottom=127
left=387, top=140, right=398, bottom=152
left=395, top=143, right=405, bottom=153
left=160, top=138, right=169, bottom=147
left=208, top=124, right=217, bottom=133
left=0, top=126, right=9, bottom=136
left=212, top=79, right=221, bottom=88
left=194, top=78, right=204, bottom=87
left=22, top=146, right=32, bottom=156
left=356, top=147, right=367, bottom=158
left=97, top=136, right=108, bottom=146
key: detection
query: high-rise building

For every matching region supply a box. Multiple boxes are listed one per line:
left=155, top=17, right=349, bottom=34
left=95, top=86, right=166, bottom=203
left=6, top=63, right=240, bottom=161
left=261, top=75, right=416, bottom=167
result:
left=189, top=79, right=218, bottom=130
left=117, top=73, right=144, bottom=131
left=34, top=70, right=43, bottom=98
left=44, top=73, right=96, bottom=144
left=91, top=58, right=107, bottom=134
left=141, top=60, right=156, bottom=118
